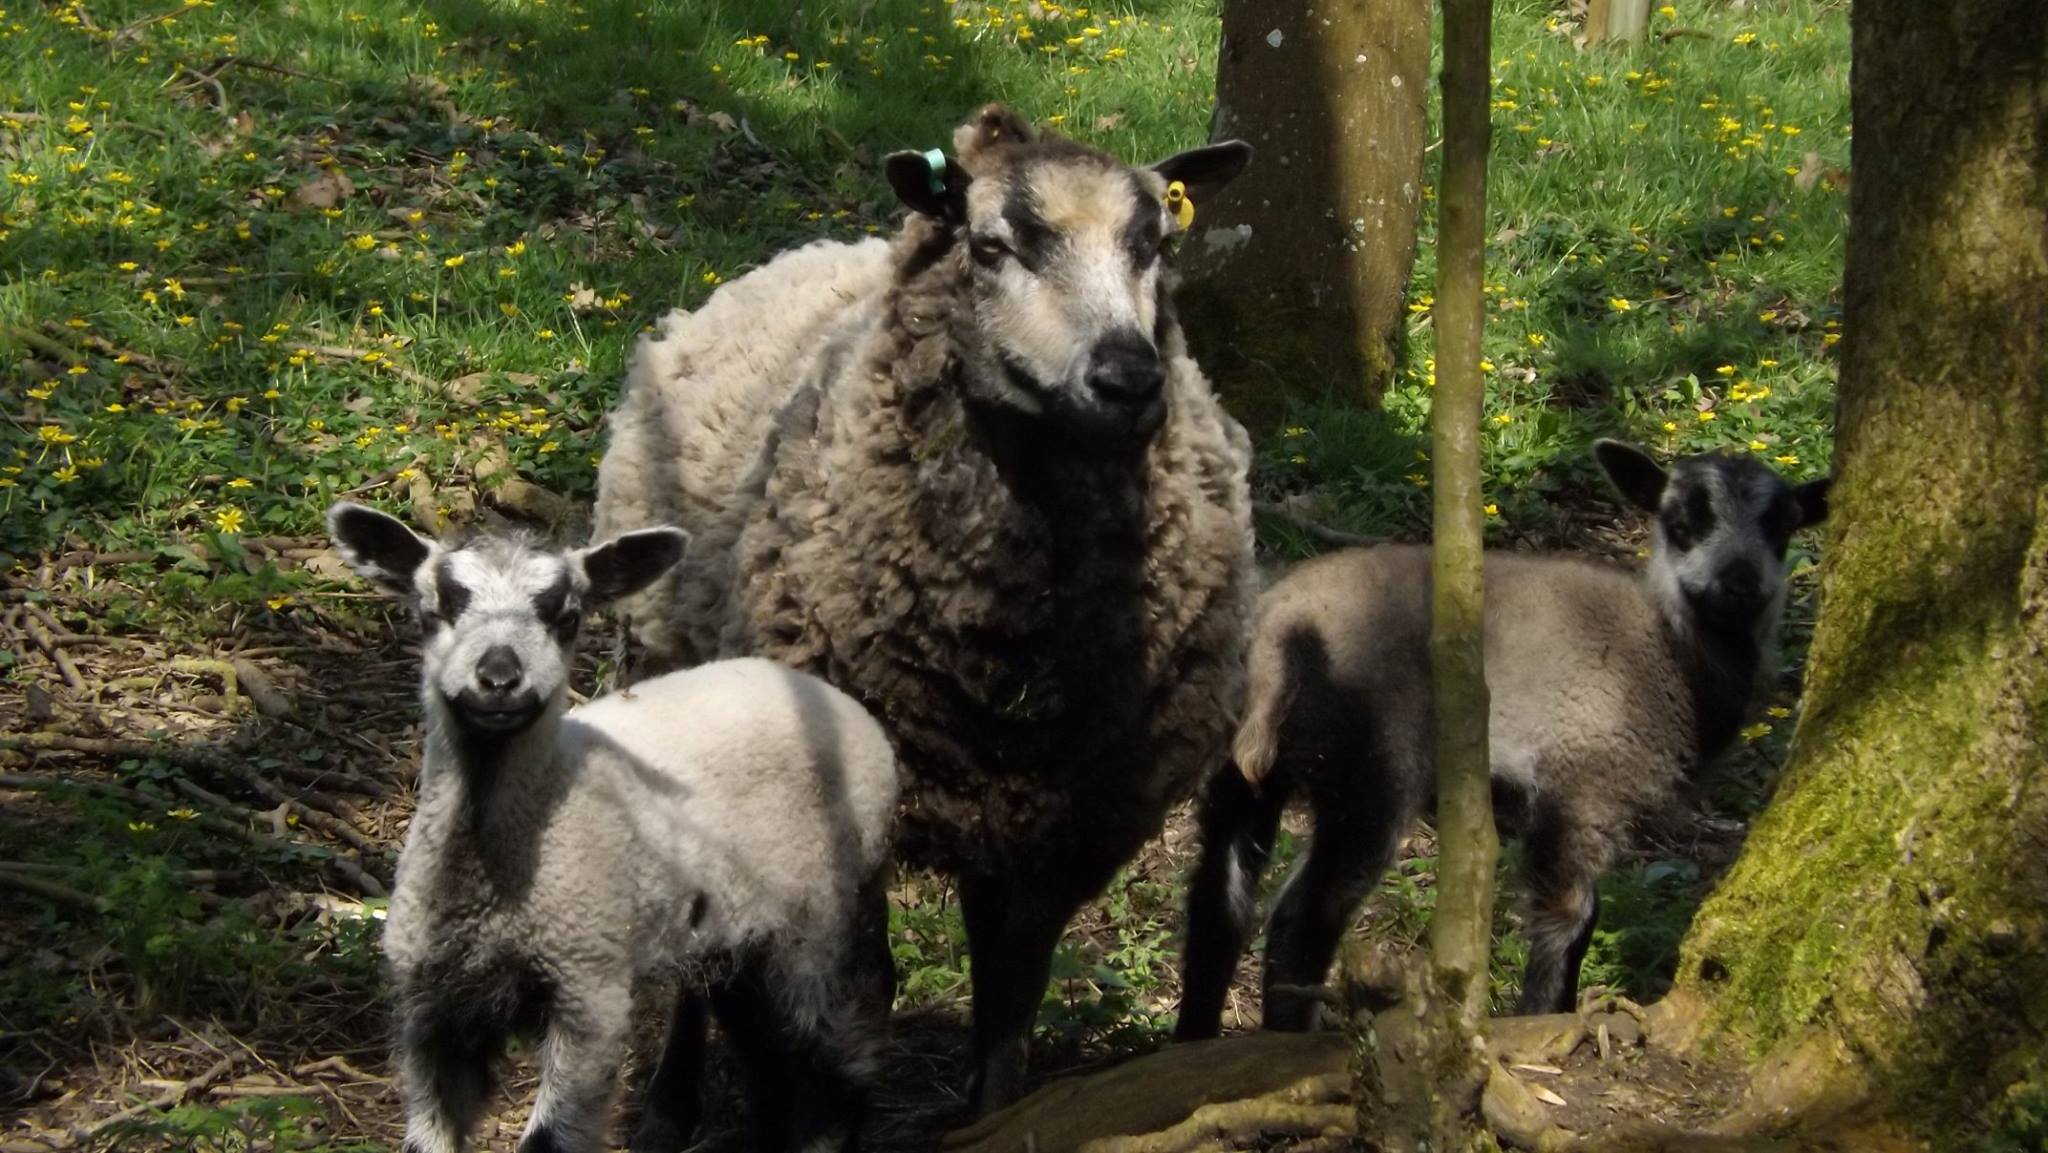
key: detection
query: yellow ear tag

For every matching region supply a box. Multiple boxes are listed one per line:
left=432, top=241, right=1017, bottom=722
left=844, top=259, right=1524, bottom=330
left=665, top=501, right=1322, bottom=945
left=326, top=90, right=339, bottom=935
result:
left=1165, top=180, right=1195, bottom=230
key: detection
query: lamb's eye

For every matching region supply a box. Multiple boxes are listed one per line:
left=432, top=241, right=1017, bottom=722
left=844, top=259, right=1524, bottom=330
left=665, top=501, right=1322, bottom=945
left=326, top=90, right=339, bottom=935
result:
left=970, top=234, right=1011, bottom=266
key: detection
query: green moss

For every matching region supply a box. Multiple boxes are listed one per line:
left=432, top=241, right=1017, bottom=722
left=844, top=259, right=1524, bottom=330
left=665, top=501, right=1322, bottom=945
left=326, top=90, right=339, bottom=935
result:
left=1681, top=603, right=2048, bottom=1135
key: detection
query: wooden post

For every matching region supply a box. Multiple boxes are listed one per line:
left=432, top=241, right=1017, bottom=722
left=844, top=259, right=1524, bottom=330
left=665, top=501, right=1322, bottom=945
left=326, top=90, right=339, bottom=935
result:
left=1585, top=0, right=1649, bottom=43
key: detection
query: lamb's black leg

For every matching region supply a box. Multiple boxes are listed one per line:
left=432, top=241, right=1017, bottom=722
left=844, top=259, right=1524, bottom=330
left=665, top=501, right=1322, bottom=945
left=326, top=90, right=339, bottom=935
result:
left=714, top=965, right=865, bottom=1153
left=396, top=1008, right=499, bottom=1153
left=1517, top=810, right=1608, bottom=1016
left=959, top=871, right=1074, bottom=1115
left=1176, top=762, right=1294, bottom=1041
left=629, top=988, right=709, bottom=1153
left=1261, top=795, right=1405, bottom=1032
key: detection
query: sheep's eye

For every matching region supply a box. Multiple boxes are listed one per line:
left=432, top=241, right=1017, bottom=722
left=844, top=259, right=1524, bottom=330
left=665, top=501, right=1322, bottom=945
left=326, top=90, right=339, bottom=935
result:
left=969, top=234, right=1011, bottom=266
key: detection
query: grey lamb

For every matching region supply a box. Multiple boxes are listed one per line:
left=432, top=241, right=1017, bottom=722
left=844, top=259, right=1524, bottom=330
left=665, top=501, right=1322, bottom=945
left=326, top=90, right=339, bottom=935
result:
left=592, top=104, right=1256, bottom=1110
left=325, top=503, right=899, bottom=1153
left=1175, top=441, right=1830, bottom=1039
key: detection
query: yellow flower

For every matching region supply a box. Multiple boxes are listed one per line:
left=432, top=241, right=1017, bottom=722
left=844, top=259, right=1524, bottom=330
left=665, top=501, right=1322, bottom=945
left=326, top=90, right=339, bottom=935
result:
left=1609, top=297, right=1632, bottom=313
left=1749, top=440, right=1768, bottom=452
left=66, top=363, right=88, bottom=376
left=1766, top=706, right=1793, bottom=719
left=444, top=254, right=466, bottom=268
left=53, top=466, right=78, bottom=484
left=537, top=329, right=557, bottom=340
left=1484, top=503, right=1499, bottom=517
left=350, top=234, right=377, bottom=251
left=1697, top=411, right=1718, bottom=422
left=1715, top=364, right=1736, bottom=377
left=505, top=239, right=527, bottom=257
left=1493, top=412, right=1512, bottom=426
left=1739, top=722, right=1772, bottom=742
left=1527, top=333, right=1546, bottom=347
left=129, top=821, right=157, bottom=834
left=228, top=477, right=253, bottom=489
left=38, top=425, right=77, bottom=444
left=167, top=807, right=200, bottom=821
left=1775, top=454, right=1800, bottom=466
left=701, top=271, right=723, bottom=285
left=1283, top=426, right=1309, bottom=439
left=1479, top=359, right=1496, bottom=373
left=214, top=507, right=245, bottom=534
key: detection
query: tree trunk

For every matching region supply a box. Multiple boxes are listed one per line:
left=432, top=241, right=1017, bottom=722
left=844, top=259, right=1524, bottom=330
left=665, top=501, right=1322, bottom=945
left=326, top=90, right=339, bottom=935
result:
left=1427, top=0, right=1497, bottom=1030
left=1673, top=0, right=2048, bottom=1139
left=1177, top=0, right=1431, bottom=430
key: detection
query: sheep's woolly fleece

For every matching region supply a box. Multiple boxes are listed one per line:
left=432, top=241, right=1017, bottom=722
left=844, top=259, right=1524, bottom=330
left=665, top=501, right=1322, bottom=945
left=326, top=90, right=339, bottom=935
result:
left=594, top=124, right=1256, bottom=892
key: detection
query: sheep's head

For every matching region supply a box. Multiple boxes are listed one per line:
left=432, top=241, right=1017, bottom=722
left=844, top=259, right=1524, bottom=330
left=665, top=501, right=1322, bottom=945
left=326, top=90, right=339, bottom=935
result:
left=325, top=502, right=688, bottom=737
left=1595, top=441, right=1829, bottom=638
left=886, top=105, right=1250, bottom=446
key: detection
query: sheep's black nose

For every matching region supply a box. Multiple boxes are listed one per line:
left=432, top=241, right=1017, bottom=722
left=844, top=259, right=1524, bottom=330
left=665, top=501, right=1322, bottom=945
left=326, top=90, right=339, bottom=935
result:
left=1085, top=332, right=1164, bottom=408
left=476, top=645, right=524, bottom=694
left=1712, top=560, right=1761, bottom=603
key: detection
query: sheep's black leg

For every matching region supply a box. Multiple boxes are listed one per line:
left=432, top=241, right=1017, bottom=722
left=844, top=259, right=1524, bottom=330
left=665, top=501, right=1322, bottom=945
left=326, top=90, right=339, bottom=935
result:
left=1260, top=794, right=1405, bottom=1032
left=1175, top=762, right=1294, bottom=1041
left=629, top=988, right=709, bottom=1153
left=396, top=1008, right=499, bottom=1153
left=519, top=985, right=632, bottom=1153
left=1516, top=811, right=1608, bottom=1016
left=959, top=871, right=1073, bottom=1115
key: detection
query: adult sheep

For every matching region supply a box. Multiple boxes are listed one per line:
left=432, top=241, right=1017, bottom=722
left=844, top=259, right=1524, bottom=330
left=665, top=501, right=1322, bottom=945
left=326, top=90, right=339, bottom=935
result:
left=593, top=104, right=1255, bottom=1110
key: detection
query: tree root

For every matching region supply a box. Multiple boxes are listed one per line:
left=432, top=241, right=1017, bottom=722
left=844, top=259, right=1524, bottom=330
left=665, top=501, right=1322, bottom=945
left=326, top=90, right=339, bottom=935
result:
left=1087, top=1096, right=1355, bottom=1153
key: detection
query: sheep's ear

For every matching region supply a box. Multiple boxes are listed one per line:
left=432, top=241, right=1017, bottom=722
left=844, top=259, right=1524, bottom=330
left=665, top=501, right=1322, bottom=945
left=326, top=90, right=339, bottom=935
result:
left=1150, top=140, right=1253, bottom=204
left=573, top=527, right=689, bottom=603
left=1594, top=439, right=1667, bottom=512
left=1794, top=477, right=1831, bottom=528
left=886, top=150, right=968, bottom=221
left=326, top=501, right=436, bottom=593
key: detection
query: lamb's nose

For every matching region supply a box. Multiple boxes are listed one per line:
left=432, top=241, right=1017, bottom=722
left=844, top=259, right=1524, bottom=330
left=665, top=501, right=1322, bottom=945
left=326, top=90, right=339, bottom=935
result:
left=476, top=645, right=524, bottom=694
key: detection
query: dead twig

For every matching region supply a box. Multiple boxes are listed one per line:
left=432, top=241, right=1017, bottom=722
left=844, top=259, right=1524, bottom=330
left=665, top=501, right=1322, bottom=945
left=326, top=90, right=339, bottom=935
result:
left=306, top=345, right=441, bottom=394
left=0, top=865, right=111, bottom=914
left=109, top=1, right=199, bottom=48
left=1252, top=501, right=1385, bottom=550
left=21, top=607, right=86, bottom=692
left=0, top=769, right=388, bottom=897
left=75, top=1053, right=245, bottom=1141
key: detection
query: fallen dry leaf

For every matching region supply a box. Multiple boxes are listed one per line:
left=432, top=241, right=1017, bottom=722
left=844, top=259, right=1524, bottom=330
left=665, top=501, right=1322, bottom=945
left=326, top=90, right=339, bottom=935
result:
left=288, top=170, right=355, bottom=211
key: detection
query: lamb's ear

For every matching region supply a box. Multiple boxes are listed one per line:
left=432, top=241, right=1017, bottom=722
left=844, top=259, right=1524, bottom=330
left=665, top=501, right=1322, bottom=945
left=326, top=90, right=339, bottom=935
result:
left=1150, top=140, right=1253, bottom=204
left=885, top=150, right=968, bottom=221
left=1794, top=477, right=1831, bottom=528
left=573, top=527, right=690, bottom=604
left=326, top=501, right=436, bottom=593
left=1593, top=439, right=1667, bottom=512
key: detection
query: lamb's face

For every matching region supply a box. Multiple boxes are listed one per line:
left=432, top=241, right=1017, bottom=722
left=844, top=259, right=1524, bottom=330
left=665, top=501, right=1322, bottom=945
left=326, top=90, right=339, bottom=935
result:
left=324, top=502, right=690, bottom=738
left=417, top=540, right=579, bottom=735
left=885, top=106, right=1251, bottom=447
left=1595, top=441, right=1830, bottom=636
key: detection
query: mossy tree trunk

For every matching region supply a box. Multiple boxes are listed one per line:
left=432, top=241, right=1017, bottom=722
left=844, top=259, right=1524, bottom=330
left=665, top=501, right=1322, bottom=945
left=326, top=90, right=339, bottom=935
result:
left=1674, top=0, right=2047, bottom=1137
left=1177, top=0, right=1431, bottom=430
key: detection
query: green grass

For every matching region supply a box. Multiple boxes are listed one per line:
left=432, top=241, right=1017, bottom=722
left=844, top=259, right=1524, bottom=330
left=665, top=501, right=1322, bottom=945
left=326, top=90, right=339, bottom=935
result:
left=2, top=0, right=1850, bottom=1109
left=1261, top=0, right=1848, bottom=541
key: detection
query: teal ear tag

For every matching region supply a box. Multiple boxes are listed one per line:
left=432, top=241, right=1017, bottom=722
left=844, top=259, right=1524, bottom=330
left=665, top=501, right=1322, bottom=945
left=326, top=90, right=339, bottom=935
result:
left=922, top=148, right=948, bottom=195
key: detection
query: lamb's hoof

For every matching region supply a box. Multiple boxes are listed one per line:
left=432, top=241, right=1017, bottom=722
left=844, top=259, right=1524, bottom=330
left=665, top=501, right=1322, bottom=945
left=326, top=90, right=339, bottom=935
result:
left=628, top=1113, right=694, bottom=1153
